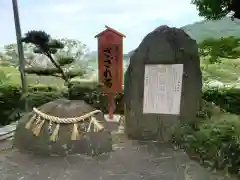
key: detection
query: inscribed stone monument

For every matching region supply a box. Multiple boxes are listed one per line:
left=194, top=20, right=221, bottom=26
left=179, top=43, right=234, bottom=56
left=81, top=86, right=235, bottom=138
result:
left=124, top=25, right=202, bottom=141
left=143, top=64, right=183, bottom=115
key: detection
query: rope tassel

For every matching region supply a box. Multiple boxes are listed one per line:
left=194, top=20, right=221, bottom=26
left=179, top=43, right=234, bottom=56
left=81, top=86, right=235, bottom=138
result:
left=87, top=120, right=93, bottom=132
left=49, top=124, right=60, bottom=142
left=32, top=119, right=45, bottom=136
left=91, top=117, right=104, bottom=132
left=71, top=123, right=80, bottom=140
left=25, top=114, right=37, bottom=129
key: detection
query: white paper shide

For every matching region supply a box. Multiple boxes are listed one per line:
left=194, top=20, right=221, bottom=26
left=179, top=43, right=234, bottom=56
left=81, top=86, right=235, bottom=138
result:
left=143, top=64, right=183, bottom=115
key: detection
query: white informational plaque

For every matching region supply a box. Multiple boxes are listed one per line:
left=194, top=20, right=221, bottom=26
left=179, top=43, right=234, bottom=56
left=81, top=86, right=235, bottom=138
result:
left=143, top=64, right=183, bottom=115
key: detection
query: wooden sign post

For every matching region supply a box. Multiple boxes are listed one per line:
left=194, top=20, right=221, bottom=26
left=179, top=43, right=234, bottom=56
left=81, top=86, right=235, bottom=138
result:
left=95, top=25, right=125, bottom=120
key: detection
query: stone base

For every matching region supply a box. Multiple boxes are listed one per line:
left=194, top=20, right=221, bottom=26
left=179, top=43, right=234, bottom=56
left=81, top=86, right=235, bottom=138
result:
left=14, top=130, right=113, bottom=156
left=104, top=114, right=121, bottom=123
left=103, top=114, right=123, bottom=134
left=14, top=112, right=113, bottom=156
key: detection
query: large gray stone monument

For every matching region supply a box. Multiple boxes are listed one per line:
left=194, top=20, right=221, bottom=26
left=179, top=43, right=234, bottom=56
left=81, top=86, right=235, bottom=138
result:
left=124, top=25, right=202, bottom=142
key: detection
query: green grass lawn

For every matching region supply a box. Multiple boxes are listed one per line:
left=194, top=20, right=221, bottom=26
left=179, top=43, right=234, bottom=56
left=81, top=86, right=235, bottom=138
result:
left=0, top=65, right=64, bottom=87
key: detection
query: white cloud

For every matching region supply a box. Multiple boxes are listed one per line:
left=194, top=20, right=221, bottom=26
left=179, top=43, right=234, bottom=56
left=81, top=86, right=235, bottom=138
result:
left=0, top=0, right=201, bottom=52
left=51, top=0, right=198, bottom=27
left=53, top=4, right=83, bottom=14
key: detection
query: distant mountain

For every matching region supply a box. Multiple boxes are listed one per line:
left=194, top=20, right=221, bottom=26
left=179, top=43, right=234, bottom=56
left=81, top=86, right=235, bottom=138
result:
left=182, top=17, right=240, bottom=42
left=125, top=17, right=240, bottom=57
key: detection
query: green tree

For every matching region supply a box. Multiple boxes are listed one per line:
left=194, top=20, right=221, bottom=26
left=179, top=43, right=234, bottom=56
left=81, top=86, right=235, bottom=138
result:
left=199, top=36, right=240, bottom=63
left=53, top=38, right=90, bottom=73
left=0, top=52, right=11, bottom=66
left=3, top=38, right=89, bottom=68
left=3, top=43, right=35, bottom=67
left=22, top=30, right=86, bottom=98
left=192, top=0, right=240, bottom=20
left=55, top=38, right=89, bottom=60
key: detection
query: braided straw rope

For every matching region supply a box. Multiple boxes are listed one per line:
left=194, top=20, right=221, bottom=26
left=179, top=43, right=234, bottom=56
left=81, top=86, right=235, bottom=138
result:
left=25, top=107, right=105, bottom=142
left=33, top=108, right=102, bottom=123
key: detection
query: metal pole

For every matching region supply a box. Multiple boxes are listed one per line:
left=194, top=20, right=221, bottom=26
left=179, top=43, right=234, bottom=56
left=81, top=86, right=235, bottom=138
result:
left=12, top=0, right=28, bottom=111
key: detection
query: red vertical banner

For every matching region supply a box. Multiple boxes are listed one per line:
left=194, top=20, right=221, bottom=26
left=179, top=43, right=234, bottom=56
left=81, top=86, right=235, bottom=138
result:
left=95, top=26, right=125, bottom=120
left=99, top=45, right=122, bottom=94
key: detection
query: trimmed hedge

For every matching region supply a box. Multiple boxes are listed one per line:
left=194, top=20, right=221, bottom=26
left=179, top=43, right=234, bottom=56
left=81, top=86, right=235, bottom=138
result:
left=0, top=83, right=124, bottom=125
left=0, top=84, right=62, bottom=125
left=0, top=83, right=239, bottom=125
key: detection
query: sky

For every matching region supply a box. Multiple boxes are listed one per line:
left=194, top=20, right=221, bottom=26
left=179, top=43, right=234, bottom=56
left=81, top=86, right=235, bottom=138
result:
left=0, top=0, right=203, bottom=53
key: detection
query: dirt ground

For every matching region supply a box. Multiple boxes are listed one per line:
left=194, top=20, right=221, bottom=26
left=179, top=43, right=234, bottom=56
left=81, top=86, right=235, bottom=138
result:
left=0, top=138, right=237, bottom=180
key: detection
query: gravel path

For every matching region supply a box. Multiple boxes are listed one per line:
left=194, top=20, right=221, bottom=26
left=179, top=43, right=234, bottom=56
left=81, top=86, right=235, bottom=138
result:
left=0, top=139, right=237, bottom=180
left=0, top=122, right=237, bottom=180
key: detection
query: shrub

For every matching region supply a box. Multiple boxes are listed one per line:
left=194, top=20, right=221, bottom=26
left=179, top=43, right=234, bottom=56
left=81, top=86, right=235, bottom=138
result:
left=172, top=113, right=240, bottom=176
left=0, top=71, right=9, bottom=84
left=0, top=83, right=62, bottom=125
left=0, top=84, right=22, bottom=125
left=69, top=82, right=124, bottom=114
left=28, top=84, right=59, bottom=92
left=203, top=87, right=240, bottom=114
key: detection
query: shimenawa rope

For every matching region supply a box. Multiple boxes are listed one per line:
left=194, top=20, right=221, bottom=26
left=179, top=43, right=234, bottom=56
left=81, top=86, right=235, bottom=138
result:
left=25, top=107, right=104, bottom=142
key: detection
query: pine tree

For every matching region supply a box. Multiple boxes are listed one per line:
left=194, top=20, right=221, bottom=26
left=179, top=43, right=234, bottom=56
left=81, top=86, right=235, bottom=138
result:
left=22, top=30, right=86, bottom=98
